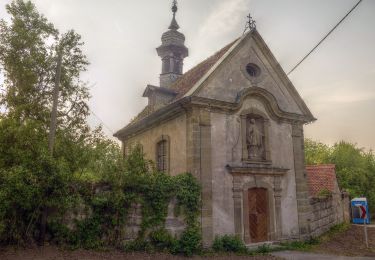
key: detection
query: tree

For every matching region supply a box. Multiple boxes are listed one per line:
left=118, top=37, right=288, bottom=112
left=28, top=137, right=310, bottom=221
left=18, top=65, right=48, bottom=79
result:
left=0, top=0, right=103, bottom=244
left=0, top=0, right=89, bottom=134
left=305, top=139, right=375, bottom=218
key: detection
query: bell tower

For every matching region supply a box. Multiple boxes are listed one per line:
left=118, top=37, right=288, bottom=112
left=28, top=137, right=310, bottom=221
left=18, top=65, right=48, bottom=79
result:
left=156, top=0, right=189, bottom=88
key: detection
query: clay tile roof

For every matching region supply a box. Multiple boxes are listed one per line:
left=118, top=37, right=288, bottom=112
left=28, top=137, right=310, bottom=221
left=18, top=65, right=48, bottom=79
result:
left=127, top=39, right=238, bottom=126
left=128, top=106, right=151, bottom=126
left=170, top=39, right=238, bottom=99
left=306, top=164, right=337, bottom=197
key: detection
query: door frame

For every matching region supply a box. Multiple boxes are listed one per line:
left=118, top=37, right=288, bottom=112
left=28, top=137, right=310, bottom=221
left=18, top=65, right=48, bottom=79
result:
left=248, top=187, right=269, bottom=243
left=242, top=180, right=276, bottom=244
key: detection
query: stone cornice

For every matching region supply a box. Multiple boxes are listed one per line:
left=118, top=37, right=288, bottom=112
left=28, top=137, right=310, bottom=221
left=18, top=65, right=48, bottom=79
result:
left=114, top=87, right=315, bottom=140
left=189, top=87, right=316, bottom=123
left=226, top=164, right=289, bottom=176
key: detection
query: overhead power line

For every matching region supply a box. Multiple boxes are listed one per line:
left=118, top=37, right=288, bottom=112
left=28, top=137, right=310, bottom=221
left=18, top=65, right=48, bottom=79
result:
left=287, top=0, right=363, bottom=75
left=90, top=108, right=114, bottom=135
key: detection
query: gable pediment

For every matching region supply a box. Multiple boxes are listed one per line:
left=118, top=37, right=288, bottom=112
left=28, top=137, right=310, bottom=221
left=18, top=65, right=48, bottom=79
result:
left=191, top=30, right=315, bottom=122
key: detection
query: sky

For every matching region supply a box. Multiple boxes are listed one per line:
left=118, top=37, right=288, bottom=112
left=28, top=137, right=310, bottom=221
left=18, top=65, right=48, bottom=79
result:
left=0, top=0, right=374, bottom=150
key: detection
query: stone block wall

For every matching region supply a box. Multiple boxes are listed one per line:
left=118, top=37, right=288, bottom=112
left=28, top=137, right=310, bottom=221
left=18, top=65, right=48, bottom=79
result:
left=309, top=192, right=350, bottom=237
left=123, top=200, right=186, bottom=241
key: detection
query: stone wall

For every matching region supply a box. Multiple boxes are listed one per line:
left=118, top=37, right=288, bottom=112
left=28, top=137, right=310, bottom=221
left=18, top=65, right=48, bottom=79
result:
left=309, top=192, right=350, bottom=237
left=63, top=188, right=187, bottom=243
left=123, top=199, right=186, bottom=241
left=306, top=165, right=350, bottom=237
left=123, top=113, right=187, bottom=176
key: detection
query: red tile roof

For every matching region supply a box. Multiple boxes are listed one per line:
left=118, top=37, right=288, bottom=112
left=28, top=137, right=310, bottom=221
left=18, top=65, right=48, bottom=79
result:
left=170, top=39, right=238, bottom=99
left=306, top=164, right=337, bottom=197
left=128, top=39, right=238, bottom=125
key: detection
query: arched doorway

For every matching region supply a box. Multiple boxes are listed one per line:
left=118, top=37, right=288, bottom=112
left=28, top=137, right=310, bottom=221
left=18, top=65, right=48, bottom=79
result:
left=248, top=187, right=268, bottom=242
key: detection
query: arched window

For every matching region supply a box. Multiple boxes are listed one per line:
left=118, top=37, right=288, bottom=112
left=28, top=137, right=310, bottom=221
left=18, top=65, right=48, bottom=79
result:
left=156, top=137, right=169, bottom=172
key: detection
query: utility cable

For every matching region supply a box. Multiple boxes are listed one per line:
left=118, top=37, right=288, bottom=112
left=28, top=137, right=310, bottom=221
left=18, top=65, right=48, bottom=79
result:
left=287, top=0, right=363, bottom=75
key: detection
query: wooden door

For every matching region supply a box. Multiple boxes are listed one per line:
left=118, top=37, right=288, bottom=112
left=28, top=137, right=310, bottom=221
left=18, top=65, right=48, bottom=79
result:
left=248, top=188, right=268, bottom=242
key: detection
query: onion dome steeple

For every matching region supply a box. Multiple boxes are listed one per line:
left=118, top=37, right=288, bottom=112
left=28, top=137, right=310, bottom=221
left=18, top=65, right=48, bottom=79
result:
left=157, top=0, right=189, bottom=88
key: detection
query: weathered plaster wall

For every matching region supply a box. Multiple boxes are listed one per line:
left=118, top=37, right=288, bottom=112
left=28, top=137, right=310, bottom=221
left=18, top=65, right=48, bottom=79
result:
left=124, top=113, right=187, bottom=176
left=197, top=36, right=303, bottom=115
left=210, top=97, right=300, bottom=240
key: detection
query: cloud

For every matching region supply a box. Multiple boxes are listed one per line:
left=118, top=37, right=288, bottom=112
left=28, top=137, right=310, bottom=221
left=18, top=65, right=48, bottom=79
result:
left=198, top=0, right=249, bottom=39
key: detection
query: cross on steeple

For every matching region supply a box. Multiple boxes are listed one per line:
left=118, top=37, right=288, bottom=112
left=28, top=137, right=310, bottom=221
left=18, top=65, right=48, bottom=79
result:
left=243, top=13, right=256, bottom=35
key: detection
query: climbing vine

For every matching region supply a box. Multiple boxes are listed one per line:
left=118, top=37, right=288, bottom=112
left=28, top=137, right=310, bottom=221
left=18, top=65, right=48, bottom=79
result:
left=47, top=145, right=202, bottom=254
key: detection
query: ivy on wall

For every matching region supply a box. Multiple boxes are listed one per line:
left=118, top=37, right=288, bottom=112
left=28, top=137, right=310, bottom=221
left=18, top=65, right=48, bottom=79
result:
left=47, top=145, right=202, bottom=255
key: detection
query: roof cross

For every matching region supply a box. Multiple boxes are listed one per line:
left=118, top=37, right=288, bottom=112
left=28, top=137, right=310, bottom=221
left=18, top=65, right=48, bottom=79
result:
left=243, top=13, right=256, bottom=35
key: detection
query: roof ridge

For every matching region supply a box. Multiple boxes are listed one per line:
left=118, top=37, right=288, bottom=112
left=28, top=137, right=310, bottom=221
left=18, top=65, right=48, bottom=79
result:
left=169, top=38, right=240, bottom=99
left=120, top=37, right=241, bottom=130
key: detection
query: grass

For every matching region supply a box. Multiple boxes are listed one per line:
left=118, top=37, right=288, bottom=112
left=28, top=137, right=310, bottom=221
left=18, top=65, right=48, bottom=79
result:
left=204, top=223, right=350, bottom=257
left=272, top=223, right=350, bottom=252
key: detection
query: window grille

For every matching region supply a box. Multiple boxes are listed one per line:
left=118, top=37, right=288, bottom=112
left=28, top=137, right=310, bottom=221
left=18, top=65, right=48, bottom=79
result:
left=157, top=140, right=167, bottom=172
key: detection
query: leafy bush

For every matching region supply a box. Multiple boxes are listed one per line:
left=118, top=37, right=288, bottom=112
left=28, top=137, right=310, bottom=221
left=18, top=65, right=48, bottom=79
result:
left=317, top=188, right=332, bottom=198
left=255, top=244, right=271, bottom=254
left=149, top=229, right=178, bottom=253
left=212, top=234, right=248, bottom=254
left=124, top=238, right=152, bottom=252
left=175, top=226, right=202, bottom=256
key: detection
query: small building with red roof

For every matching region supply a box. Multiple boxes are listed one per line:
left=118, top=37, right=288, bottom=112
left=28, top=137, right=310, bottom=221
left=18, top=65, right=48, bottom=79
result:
left=114, top=1, right=348, bottom=246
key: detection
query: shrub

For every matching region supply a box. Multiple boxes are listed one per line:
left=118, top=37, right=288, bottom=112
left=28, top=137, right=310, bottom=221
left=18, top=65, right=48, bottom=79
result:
left=123, top=238, right=153, bottom=252
left=212, top=234, right=248, bottom=254
left=175, top=226, right=202, bottom=256
left=317, top=188, right=332, bottom=198
left=255, top=244, right=271, bottom=254
left=149, top=229, right=178, bottom=252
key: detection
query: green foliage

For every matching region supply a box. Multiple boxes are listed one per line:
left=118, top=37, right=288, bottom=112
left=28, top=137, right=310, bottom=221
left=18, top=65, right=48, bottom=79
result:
left=278, top=238, right=319, bottom=252
left=0, top=1, right=203, bottom=253
left=149, top=229, right=178, bottom=253
left=212, top=235, right=248, bottom=254
left=304, top=139, right=331, bottom=165
left=0, top=0, right=89, bottom=131
left=254, top=244, right=271, bottom=254
left=319, top=223, right=350, bottom=243
left=123, top=238, right=152, bottom=252
left=175, top=226, right=202, bottom=256
left=0, top=118, right=74, bottom=244
left=43, top=146, right=201, bottom=254
left=317, top=188, right=332, bottom=198
left=305, top=139, right=375, bottom=217
left=276, top=223, right=348, bottom=252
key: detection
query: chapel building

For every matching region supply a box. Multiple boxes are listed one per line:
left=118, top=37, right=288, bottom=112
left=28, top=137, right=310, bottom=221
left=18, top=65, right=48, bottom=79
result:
left=114, top=2, right=331, bottom=245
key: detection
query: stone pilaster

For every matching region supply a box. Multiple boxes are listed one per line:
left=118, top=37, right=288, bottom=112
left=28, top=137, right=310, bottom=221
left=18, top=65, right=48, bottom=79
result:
left=233, top=175, right=243, bottom=238
left=273, top=175, right=282, bottom=239
left=186, top=107, right=213, bottom=246
left=292, top=123, right=312, bottom=238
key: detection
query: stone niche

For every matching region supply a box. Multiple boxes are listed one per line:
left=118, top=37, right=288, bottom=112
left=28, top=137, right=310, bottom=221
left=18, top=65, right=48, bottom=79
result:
left=240, top=108, right=271, bottom=164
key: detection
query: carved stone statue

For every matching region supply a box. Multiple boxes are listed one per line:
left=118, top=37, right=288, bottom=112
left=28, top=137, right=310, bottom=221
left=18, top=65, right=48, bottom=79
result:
left=246, top=118, right=264, bottom=159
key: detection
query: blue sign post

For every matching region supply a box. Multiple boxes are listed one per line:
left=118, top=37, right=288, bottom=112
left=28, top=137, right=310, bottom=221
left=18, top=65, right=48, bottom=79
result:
left=351, top=197, right=370, bottom=248
left=351, top=198, right=370, bottom=224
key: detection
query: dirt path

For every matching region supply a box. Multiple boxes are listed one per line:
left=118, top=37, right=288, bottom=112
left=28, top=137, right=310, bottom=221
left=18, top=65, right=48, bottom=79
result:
left=0, top=246, right=281, bottom=260
left=272, top=251, right=373, bottom=260
left=312, top=225, right=375, bottom=257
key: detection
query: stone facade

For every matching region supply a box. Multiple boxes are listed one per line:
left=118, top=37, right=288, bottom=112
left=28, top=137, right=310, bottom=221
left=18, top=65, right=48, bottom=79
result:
left=114, top=7, right=348, bottom=246
left=123, top=113, right=187, bottom=176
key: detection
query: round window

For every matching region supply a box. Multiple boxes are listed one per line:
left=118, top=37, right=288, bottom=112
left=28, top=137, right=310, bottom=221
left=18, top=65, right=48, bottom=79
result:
left=246, top=63, right=261, bottom=77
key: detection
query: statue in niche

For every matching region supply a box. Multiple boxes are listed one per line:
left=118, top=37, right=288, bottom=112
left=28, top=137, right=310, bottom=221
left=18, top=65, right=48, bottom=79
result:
left=246, top=118, right=264, bottom=160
